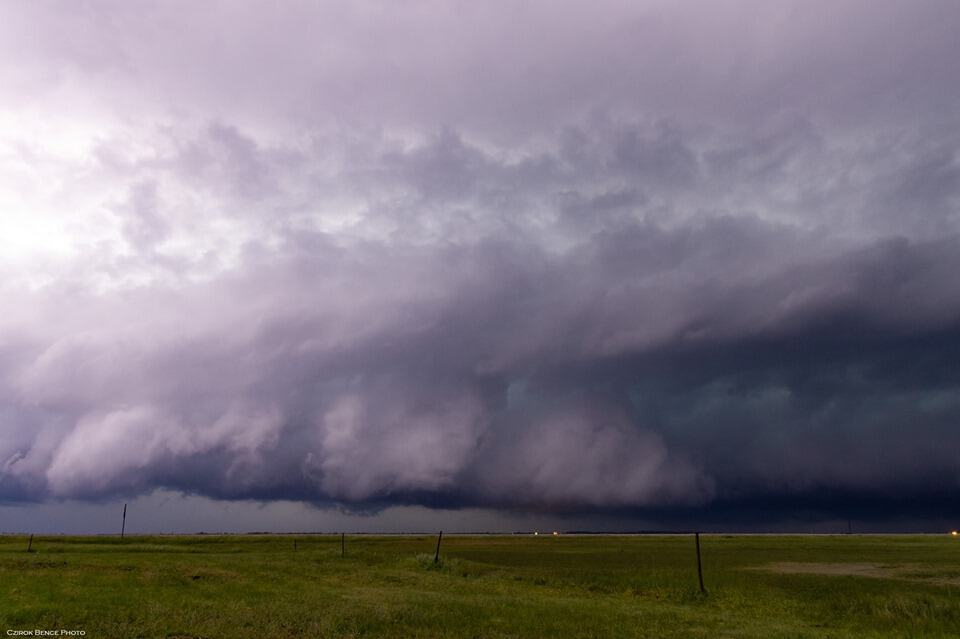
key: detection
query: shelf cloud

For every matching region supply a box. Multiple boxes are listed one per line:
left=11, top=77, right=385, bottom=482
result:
left=1, top=0, right=959, bottom=525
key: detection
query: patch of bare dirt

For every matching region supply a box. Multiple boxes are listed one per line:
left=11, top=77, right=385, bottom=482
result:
left=750, top=562, right=960, bottom=586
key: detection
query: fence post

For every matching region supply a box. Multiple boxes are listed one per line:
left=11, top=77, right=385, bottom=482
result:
left=434, top=531, right=443, bottom=564
left=695, top=532, right=705, bottom=593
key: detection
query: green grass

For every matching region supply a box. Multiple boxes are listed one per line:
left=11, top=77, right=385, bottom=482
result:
left=2, top=534, right=959, bottom=638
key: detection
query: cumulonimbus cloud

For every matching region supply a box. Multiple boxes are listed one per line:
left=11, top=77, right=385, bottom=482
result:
left=0, top=0, right=959, bottom=521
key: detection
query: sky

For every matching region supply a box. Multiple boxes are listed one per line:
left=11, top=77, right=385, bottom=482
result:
left=1, top=0, right=959, bottom=533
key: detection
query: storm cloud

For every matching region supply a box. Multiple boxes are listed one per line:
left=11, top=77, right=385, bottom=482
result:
left=1, top=0, right=960, bottom=527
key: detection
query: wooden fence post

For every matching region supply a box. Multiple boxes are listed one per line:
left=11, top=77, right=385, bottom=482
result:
left=434, top=531, right=443, bottom=564
left=695, top=532, right=706, bottom=593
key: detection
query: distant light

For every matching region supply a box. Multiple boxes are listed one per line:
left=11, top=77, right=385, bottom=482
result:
left=552, top=531, right=559, bottom=536
left=952, top=531, right=958, bottom=537
left=534, top=531, right=539, bottom=536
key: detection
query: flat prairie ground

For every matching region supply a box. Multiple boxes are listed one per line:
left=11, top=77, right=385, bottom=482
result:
left=1, top=533, right=959, bottom=638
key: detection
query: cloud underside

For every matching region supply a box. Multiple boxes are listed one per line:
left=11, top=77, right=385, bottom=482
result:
left=1, top=0, right=960, bottom=521
left=4, top=223, right=960, bottom=518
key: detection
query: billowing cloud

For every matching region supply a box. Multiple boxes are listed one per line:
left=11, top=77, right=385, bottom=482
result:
left=0, top=0, right=959, bottom=525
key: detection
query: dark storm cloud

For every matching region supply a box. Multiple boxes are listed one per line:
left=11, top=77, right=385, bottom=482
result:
left=1, top=0, right=959, bottom=526
left=6, top=217, right=960, bottom=519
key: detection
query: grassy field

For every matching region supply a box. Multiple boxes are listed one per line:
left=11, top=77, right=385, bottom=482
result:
left=1, top=533, right=959, bottom=638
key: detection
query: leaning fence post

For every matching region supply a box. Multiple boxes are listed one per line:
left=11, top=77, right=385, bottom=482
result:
left=434, top=530, right=443, bottom=564
left=121, top=503, right=127, bottom=539
left=695, top=532, right=706, bottom=593
left=27, top=534, right=33, bottom=553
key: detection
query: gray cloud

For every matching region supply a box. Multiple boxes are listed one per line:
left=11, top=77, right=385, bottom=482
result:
left=1, top=0, right=959, bottom=526
left=4, top=219, right=960, bottom=517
